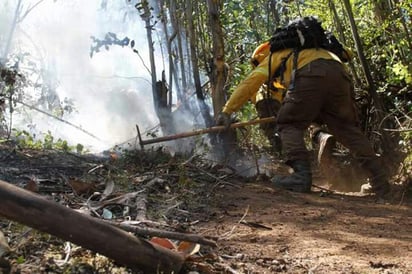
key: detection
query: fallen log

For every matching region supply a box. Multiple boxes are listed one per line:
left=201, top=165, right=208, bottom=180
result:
left=137, top=116, right=276, bottom=148
left=0, top=180, right=184, bottom=273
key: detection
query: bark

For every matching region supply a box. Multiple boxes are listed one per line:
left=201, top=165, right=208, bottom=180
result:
left=205, top=0, right=227, bottom=118
left=0, top=180, right=184, bottom=273
left=206, top=0, right=236, bottom=153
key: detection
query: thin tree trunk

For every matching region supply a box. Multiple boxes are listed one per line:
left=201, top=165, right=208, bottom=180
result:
left=205, top=0, right=227, bottom=118
left=186, top=0, right=213, bottom=128
left=170, top=1, right=188, bottom=103
left=342, top=0, right=394, bottom=153
left=169, top=0, right=185, bottom=103
left=328, top=0, right=361, bottom=86
left=158, top=0, right=176, bottom=110
left=206, top=0, right=236, bottom=153
left=140, top=0, right=158, bottom=114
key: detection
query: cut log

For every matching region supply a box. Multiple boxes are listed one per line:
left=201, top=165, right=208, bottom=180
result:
left=0, top=180, right=184, bottom=273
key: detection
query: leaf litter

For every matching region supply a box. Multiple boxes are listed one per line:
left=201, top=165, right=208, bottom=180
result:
left=0, top=141, right=411, bottom=273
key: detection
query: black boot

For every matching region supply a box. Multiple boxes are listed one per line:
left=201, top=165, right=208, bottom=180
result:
left=271, top=160, right=312, bottom=192
left=361, top=157, right=390, bottom=197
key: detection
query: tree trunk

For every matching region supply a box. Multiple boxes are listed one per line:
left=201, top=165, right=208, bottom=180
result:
left=158, top=0, right=175, bottom=110
left=186, top=0, right=214, bottom=128
left=206, top=0, right=237, bottom=155
left=140, top=0, right=158, bottom=113
left=205, top=0, right=227, bottom=118
left=0, top=180, right=184, bottom=273
left=140, top=0, right=175, bottom=135
left=169, top=0, right=186, bottom=103
left=169, top=0, right=188, bottom=104
left=342, top=0, right=394, bottom=154
left=328, top=0, right=361, bottom=86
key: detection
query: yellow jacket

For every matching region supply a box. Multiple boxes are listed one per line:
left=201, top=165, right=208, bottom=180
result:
left=222, top=48, right=342, bottom=115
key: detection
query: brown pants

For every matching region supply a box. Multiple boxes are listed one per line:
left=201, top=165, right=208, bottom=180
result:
left=277, top=59, right=376, bottom=162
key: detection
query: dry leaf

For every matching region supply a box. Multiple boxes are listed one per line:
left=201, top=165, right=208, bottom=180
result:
left=150, top=237, right=177, bottom=250
left=177, top=241, right=200, bottom=257
left=67, top=179, right=95, bottom=195
left=24, top=179, right=38, bottom=193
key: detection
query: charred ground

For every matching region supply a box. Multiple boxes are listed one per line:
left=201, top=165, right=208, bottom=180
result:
left=0, top=141, right=411, bottom=274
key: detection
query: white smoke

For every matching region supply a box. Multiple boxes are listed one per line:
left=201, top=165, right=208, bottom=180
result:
left=2, top=0, right=170, bottom=152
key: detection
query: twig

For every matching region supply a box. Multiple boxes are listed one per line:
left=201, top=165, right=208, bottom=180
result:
left=15, top=100, right=103, bottom=141
left=54, top=241, right=71, bottom=267
left=219, top=205, right=249, bottom=240
left=397, top=187, right=407, bottom=207
left=312, top=184, right=335, bottom=193
left=185, top=162, right=239, bottom=192
left=214, top=262, right=239, bottom=274
left=382, top=128, right=412, bottom=132
left=87, top=164, right=104, bottom=174
left=108, top=221, right=218, bottom=247
left=135, top=193, right=147, bottom=222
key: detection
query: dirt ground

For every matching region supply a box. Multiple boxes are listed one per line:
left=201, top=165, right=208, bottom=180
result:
left=193, top=180, right=412, bottom=273
left=0, top=142, right=411, bottom=274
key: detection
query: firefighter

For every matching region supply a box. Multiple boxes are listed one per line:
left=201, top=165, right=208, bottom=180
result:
left=216, top=25, right=390, bottom=197
left=250, top=42, right=336, bottom=161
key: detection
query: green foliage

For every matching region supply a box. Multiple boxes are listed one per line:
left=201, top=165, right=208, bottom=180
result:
left=10, top=128, right=84, bottom=153
left=391, top=62, right=412, bottom=84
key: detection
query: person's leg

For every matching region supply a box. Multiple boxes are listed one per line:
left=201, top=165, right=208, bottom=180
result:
left=272, top=61, right=332, bottom=192
left=325, top=119, right=390, bottom=196
left=320, top=61, right=390, bottom=196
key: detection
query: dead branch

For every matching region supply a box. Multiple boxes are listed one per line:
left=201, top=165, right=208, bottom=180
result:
left=114, top=221, right=218, bottom=247
left=219, top=205, right=249, bottom=240
left=0, top=180, right=184, bottom=273
left=16, top=100, right=102, bottom=141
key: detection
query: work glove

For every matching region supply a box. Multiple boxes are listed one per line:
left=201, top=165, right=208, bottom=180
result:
left=215, top=112, right=232, bottom=130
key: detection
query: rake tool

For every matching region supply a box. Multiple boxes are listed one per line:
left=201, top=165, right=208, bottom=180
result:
left=137, top=116, right=276, bottom=149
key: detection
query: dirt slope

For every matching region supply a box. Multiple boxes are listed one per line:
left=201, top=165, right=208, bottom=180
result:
left=193, top=180, right=412, bottom=273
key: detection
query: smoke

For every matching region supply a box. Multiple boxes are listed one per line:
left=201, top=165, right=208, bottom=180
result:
left=2, top=0, right=170, bottom=152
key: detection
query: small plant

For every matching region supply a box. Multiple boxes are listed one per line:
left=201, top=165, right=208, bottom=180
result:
left=11, top=128, right=85, bottom=153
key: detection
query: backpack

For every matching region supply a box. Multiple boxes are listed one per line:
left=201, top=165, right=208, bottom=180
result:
left=269, top=16, right=327, bottom=53
left=268, top=16, right=348, bottom=90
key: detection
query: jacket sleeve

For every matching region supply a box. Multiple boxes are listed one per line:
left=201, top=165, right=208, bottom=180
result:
left=221, top=48, right=341, bottom=115
left=222, top=70, right=267, bottom=114
left=222, top=51, right=288, bottom=115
